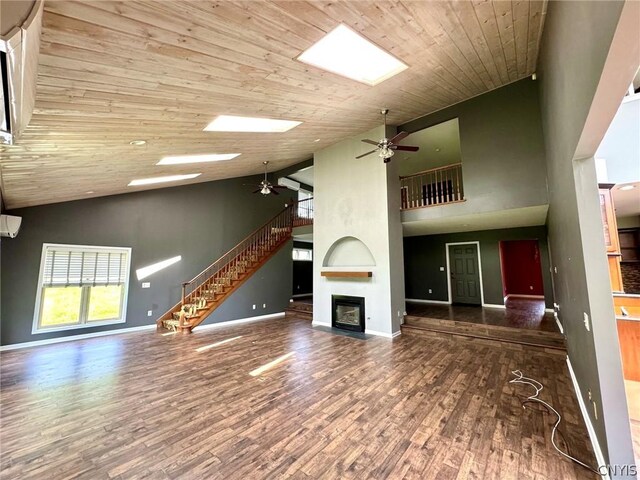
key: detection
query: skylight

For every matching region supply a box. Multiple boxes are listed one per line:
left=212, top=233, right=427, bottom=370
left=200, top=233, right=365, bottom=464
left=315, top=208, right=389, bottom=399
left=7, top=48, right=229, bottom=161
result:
left=297, top=24, right=408, bottom=86
left=204, top=115, right=302, bottom=133
left=128, top=173, right=201, bottom=186
left=157, top=153, right=241, bottom=165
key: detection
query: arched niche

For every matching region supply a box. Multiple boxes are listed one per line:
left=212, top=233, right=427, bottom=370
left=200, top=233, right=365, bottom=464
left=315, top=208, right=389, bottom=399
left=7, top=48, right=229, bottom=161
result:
left=323, top=236, right=376, bottom=267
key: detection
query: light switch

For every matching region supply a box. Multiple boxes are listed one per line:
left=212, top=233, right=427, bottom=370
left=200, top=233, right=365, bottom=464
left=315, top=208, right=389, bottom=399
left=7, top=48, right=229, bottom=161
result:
left=439, top=266, right=445, bottom=272
left=142, top=282, right=150, bottom=288
left=147, top=310, right=152, bottom=316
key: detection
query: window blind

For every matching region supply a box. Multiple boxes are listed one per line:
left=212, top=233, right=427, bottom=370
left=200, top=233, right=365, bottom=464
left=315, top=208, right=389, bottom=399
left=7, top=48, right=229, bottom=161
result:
left=42, top=246, right=128, bottom=287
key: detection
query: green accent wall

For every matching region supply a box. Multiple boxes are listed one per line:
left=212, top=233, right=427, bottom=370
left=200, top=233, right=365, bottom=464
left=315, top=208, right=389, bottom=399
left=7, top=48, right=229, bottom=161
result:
left=404, top=226, right=553, bottom=308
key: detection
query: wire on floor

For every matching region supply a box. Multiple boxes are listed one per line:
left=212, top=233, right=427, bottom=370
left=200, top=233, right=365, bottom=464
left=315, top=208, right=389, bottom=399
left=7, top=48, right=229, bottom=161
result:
left=509, top=370, right=603, bottom=476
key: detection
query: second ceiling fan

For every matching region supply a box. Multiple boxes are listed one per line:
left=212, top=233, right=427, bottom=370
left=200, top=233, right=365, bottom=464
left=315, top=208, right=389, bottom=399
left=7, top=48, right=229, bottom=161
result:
left=356, top=109, right=419, bottom=163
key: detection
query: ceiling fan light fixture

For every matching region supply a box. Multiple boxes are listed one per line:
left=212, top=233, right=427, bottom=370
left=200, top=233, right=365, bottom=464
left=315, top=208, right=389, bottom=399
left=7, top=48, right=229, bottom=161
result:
left=261, top=185, right=271, bottom=195
left=379, top=146, right=394, bottom=159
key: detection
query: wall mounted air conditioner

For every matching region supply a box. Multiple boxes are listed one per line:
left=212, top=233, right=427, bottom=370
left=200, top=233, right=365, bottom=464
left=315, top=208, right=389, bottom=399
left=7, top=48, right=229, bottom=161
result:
left=278, top=177, right=301, bottom=191
left=0, top=214, right=21, bottom=238
left=1, top=0, right=44, bottom=145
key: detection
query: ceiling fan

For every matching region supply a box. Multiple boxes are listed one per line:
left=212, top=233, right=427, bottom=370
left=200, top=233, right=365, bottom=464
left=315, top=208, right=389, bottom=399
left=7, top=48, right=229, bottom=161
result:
left=245, top=161, right=287, bottom=195
left=356, top=109, right=419, bottom=163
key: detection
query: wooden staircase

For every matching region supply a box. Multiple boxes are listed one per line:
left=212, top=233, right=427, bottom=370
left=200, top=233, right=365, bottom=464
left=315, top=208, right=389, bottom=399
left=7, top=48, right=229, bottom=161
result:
left=156, top=200, right=312, bottom=334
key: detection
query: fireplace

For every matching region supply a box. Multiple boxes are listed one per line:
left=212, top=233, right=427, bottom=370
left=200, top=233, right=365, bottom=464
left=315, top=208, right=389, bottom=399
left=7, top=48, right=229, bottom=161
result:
left=332, top=295, right=365, bottom=332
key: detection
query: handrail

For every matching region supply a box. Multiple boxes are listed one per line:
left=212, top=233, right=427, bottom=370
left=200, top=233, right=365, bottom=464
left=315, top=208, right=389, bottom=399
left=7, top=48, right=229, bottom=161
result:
left=399, top=162, right=462, bottom=180
left=181, top=198, right=313, bottom=308
left=185, top=205, right=291, bottom=285
left=400, top=163, right=464, bottom=210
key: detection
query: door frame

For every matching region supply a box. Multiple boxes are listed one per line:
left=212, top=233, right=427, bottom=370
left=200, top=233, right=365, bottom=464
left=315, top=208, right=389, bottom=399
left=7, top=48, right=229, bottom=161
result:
left=445, top=241, right=486, bottom=306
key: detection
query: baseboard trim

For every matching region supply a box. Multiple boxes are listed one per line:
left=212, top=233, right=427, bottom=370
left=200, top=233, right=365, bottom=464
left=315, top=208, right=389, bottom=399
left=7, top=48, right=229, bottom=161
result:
left=545, top=308, right=555, bottom=313
left=506, top=294, right=545, bottom=299
left=555, top=318, right=564, bottom=335
left=365, top=328, right=401, bottom=339
left=405, top=298, right=450, bottom=305
left=0, top=312, right=287, bottom=352
left=0, top=324, right=157, bottom=352
left=565, top=356, right=608, bottom=479
left=312, top=321, right=331, bottom=328
left=483, top=303, right=506, bottom=309
left=197, top=312, right=285, bottom=331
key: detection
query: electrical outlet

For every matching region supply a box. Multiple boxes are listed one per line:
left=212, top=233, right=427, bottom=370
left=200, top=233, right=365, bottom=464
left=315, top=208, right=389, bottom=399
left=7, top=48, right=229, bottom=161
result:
left=252, top=304, right=256, bottom=310
left=142, top=282, right=150, bottom=289
left=262, top=303, right=266, bottom=309
left=147, top=310, right=152, bottom=316
left=554, top=266, right=558, bottom=274
left=439, top=266, right=445, bottom=272
left=529, top=285, right=533, bottom=290
left=428, top=289, right=432, bottom=294
left=588, top=389, right=592, bottom=401
left=583, top=312, right=590, bottom=331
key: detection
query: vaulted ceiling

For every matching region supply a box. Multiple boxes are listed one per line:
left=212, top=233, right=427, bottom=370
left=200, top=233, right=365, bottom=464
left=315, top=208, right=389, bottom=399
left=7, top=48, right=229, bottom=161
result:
left=0, top=0, right=547, bottom=208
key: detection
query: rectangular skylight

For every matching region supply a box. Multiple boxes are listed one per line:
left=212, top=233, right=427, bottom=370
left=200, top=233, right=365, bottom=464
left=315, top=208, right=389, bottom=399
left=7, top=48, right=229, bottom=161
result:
left=297, top=24, right=408, bottom=86
left=128, top=173, right=201, bottom=186
left=157, top=153, right=241, bottom=165
left=204, top=115, right=302, bottom=133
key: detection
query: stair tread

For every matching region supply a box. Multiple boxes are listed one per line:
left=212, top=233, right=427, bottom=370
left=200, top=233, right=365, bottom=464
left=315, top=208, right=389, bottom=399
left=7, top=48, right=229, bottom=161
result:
left=402, top=319, right=565, bottom=349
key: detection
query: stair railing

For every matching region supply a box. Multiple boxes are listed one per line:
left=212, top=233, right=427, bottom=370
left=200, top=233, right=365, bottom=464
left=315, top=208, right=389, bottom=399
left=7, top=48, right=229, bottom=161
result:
left=181, top=204, right=295, bottom=308
left=292, top=197, right=314, bottom=227
left=400, top=163, right=464, bottom=210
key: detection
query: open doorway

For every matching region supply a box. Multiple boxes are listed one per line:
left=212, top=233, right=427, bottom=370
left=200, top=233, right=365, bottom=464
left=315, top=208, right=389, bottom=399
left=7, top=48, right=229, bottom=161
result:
left=499, top=239, right=548, bottom=326
left=594, top=69, right=640, bottom=465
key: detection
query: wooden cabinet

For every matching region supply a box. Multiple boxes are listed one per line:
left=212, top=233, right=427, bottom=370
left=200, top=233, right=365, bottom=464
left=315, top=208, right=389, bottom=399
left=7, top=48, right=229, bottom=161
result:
left=599, top=185, right=624, bottom=293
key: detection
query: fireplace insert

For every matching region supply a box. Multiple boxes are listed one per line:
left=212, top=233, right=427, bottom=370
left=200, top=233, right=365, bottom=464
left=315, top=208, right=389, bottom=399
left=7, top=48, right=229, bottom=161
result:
left=332, top=295, right=365, bottom=332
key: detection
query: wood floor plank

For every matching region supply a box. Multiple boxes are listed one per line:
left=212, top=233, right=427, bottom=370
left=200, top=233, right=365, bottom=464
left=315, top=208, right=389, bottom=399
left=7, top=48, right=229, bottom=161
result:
left=0, top=316, right=598, bottom=479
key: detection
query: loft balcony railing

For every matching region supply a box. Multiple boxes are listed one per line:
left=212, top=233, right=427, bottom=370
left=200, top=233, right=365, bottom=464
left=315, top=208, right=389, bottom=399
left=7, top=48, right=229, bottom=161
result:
left=293, top=197, right=313, bottom=227
left=400, top=163, right=465, bottom=210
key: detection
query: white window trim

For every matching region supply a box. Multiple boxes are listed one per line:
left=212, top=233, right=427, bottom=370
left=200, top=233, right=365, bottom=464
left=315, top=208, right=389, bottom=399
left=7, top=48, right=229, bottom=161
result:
left=32, top=243, right=132, bottom=335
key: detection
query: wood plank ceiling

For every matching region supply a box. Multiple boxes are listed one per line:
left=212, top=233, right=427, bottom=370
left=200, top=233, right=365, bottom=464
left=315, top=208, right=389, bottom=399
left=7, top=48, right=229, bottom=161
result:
left=0, top=0, right=547, bottom=208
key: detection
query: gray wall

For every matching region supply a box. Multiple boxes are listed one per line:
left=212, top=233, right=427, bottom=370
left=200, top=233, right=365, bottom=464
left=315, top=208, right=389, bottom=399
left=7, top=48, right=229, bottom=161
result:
left=537, top=0, right=634, bottom=473
left=1, top=174, right=294, bottom=346
left=401, top=79, right=549, bottom=223
left=404, top=226, right=553, bottom=308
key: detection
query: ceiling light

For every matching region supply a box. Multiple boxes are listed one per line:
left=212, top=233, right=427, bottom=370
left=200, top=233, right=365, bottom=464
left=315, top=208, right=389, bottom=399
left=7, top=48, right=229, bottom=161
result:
left=297, top=24, right=408, bottom=86
left=314, top=138, right=321, bottom=142
left=128, top=174, right=201, bottom=186
left=204, top=115, right=301, bottom=133
left=619, top=185, right=636, bottom=191
left=157, top=153, right=241, bottom=165
left=129, top=140, right=146, bottom=146
left=85, top=191, right=94, bottom=194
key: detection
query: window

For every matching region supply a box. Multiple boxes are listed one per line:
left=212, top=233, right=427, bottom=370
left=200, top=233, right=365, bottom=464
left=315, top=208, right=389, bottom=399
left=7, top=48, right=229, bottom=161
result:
left=33, top=244, right=131, bottom=333
left=293, top=248, right=312, bottom=261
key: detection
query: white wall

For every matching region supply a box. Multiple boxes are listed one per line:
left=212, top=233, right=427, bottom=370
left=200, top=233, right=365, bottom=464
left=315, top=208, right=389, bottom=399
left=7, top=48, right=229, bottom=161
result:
left=596, top=95, right=640, bottom=184
left=313, top=125, right=405, bottom=337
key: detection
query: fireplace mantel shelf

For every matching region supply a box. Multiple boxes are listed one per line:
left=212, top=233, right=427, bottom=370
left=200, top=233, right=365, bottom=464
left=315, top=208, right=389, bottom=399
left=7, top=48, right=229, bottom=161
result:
left=321, top=271, right=372, bottom=278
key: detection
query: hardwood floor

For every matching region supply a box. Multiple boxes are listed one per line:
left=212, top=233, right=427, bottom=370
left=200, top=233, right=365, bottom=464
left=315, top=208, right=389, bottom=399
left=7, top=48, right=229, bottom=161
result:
left=1, top=316, right=598, bottom=479
left=406, top=298, right=558, bottom=333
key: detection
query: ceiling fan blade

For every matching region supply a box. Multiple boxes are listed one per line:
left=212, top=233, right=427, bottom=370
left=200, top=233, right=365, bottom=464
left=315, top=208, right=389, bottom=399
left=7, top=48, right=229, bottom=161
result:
left=269, top=187, right=280, bottom=195
left=272, top=185, right=288, bottom=189
left=393, top=145, right=419, bottom=152
left=355, top=149, right=377, bottom=159
left=252, top=189, right=261, bottom=194
left=361, top=139, right=379, bottom=146
left=389, top=131, right=409, bottom=144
